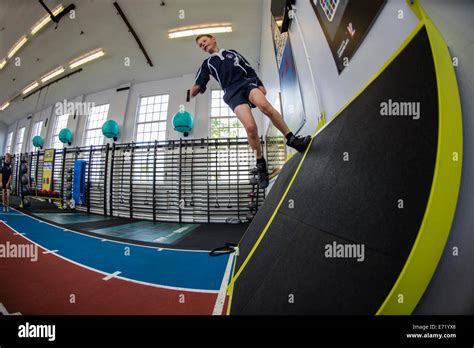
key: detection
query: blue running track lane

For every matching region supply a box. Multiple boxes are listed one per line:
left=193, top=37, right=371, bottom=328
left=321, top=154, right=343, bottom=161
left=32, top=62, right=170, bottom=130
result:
left=0, top=209, right=231, bottom=292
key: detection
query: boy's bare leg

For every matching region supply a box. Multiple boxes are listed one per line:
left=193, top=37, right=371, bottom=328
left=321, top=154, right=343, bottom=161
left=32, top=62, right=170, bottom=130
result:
left=248, top=88, right=290, bottom=136
left=249, top=88, right=312, bottom=153
left=234, top=104, right=262, bottom=159
left=234, top=103, right=268, bottom=188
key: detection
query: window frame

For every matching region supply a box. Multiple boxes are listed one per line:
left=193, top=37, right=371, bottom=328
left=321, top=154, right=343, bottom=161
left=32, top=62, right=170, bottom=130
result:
left=30, top=120, right=44, bottom=151
left=83, top=103, right=110, bottom=147
left=134, top=93, right=170, bottom=143
left=15, top=127, right=26, bottom=154
left=5, top=131, right=13, bottom=154
left=50, top=113, right=69, bottom=150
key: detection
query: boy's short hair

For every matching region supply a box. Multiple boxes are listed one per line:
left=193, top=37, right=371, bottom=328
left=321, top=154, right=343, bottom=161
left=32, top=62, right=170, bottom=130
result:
left=195, top=34, right=215, bottom=43
left=5, top=153, right=11, bottom=159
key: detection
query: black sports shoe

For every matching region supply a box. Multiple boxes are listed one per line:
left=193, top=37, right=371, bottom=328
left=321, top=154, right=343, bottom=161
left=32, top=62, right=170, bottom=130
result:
left=287, top=134, right=312, bottom=153
left=256, top=162, right=269, bottom=189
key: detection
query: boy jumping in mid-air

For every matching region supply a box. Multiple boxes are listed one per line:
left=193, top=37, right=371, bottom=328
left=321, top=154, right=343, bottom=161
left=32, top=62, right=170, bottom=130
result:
left=1, top=153, right=13, bottom=212
left=191, top=34, right=311, bottom=188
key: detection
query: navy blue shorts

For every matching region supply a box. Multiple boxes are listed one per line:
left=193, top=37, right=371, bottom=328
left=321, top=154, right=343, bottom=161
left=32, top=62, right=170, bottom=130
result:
left=224, top=78, right=261, bottom=111
left=2, top=177, right=11, bottom=190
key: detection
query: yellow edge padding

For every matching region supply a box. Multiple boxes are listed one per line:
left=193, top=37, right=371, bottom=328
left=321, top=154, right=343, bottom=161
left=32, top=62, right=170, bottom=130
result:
left=376, top=0, right=463, bottom=315
left=226, top=19, right=427, bottom=313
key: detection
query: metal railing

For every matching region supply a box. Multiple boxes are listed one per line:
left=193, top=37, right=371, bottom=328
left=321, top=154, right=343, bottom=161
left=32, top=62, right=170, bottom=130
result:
left=13, top=136, right=286, bottom=223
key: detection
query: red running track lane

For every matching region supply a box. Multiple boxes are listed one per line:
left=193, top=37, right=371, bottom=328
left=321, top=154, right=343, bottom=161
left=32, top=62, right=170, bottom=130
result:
left=0, top=222, right=221, bottom=315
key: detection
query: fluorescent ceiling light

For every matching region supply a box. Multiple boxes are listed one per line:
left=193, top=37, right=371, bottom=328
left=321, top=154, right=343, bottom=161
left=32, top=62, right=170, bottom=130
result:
left=168, top=24, right=232, bottom=39
left=69, top=49, right=105, bottom=69
left=0, top=59, right=6, bottom=70
left=8, top=36, right=28, bottom=59
left=41, top=66, right=65, bottom=83
left=0, top=102, right=10, bottom=111
left=22, top=81, right=39, bottom=95
left=31, top=4, right=65, bottom=35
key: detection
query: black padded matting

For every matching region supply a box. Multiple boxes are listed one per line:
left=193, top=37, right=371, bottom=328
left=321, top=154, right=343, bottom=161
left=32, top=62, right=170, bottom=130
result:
left=231, top=27, right=438, bottom=315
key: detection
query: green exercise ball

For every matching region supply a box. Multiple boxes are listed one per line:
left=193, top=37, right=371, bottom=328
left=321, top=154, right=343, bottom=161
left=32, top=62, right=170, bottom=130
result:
left=172, top=111, right=193, bottom=137
left=59, top=128, right=73, bottom=145
left=102, top=120, right=120, bottom=141
left=32, top=135, right=43, bottom=149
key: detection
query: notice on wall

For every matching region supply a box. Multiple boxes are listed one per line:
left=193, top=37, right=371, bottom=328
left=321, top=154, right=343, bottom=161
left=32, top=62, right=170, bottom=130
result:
left=279, top=38, right=306, bottom=133
left=310, top=0, right=386, bottom=74
left=42, top=149, right=55, bottom=191
left=271, top=15, right=289, bottom=68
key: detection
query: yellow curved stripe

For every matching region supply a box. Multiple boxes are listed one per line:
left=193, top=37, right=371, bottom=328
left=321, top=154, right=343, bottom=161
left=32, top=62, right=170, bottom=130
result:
left=376, top=0, right=463, bottom=315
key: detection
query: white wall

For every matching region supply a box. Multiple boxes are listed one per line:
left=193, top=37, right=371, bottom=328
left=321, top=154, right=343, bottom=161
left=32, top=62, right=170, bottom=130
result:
left=28, top=105, right=53, bottom=152
left=3, top=70, right=266, bottom=153
left=259, top=0, right=419, bottom=136
left=124, top=74, right=196, bottom=142
left=259, top=0, right=283, bottom=135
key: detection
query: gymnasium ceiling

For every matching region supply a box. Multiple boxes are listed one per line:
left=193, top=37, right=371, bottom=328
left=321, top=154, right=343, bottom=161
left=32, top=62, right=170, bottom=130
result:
left=0, top=0, right=263, bottom=125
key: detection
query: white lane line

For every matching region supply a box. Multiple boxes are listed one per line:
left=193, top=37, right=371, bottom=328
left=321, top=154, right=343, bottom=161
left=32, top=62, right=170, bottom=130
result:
left=42, top=250, right=59, bottom=255
left=101, top=239, right=107, bottom=242
left=173, top=226, right=189, bottom=233
left=14, top=233, right=25, bottom=236
left=212, top=254, right=234, bottom=316
left=102, top=271, right=122, bottom=281
left=153, top=226, right=189, bottom=242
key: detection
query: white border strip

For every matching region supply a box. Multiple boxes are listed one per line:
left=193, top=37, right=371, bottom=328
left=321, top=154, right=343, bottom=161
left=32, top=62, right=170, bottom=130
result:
left=212, top=254, right=234, bottom=315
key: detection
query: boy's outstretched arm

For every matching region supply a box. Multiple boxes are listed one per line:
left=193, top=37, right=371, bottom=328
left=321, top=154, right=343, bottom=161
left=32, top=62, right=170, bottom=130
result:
left=190, top=84, right=201, bottom=97
left=192, top=60, right=211, bottom=97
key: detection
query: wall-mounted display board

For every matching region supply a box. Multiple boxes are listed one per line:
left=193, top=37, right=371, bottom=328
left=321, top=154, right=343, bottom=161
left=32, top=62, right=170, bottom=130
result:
left=310, top=0, right=386, bottom=73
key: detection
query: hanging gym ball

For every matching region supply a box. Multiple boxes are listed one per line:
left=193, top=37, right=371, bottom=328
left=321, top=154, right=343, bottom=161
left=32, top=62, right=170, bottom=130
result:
left=102, top=119, right=120, bottom=141
left=173, top=111, right=194, bottom=137
left=59, top=128, right=73, bottom=146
